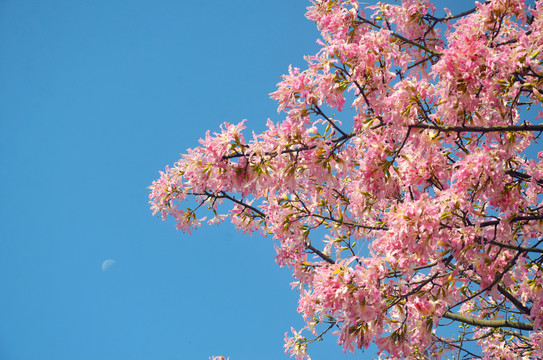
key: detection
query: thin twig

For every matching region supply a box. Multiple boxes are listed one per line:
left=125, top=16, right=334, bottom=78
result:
left=409, top=123, right=543, bottom=133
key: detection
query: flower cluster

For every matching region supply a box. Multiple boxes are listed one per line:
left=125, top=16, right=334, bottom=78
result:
left=151, top=0, right=543, bottom=358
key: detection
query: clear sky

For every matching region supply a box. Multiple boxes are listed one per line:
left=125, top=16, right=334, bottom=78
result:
left=0, top=1, right=480, bottom=359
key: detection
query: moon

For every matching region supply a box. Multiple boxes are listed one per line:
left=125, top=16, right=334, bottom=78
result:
left=101, top=259, right=116, bottom=272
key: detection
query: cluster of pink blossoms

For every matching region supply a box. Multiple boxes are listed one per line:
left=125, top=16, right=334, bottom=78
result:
left=150, top=0, right=543, bottom=359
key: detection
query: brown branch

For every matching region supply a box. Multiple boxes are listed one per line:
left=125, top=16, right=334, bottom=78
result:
left=452, top=262, right=532, bottom=316
left=306, top=244, right=335, bottom=264
left=202, top=192, right=336, bottom=264
left=221, top=132, right=356, bottom=160
left=480, top=214, right=543, bottom=228
left=357, top=17, right=442, bottom=57
left=488, top=240, right=543, bottom=254
left=501, top=329, right=530, bottom=342
left=506, top=170, right=543, bottom=186
left=497, top=284, right=532, bottom=315
left=386, top=260, right=438, bottom=278
left=309, top=213, right=387, bottom=231
left=215, top=191, right=265, bottom=217
left=409, top=123, right=543, bottom=133
left=435, top=334, right=484, bottom=359
left=443, top=311, right=534, bottom=331
left=448, top=248, right=525, bottom=315
left=430, top=6, right=480, bottom=22
left=314, top=105, right=348, bottom=137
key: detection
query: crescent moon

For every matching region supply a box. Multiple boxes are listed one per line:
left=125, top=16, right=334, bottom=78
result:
left=101, top=259, right=116, bottom=271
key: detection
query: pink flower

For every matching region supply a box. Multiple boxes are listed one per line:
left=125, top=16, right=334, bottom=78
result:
left=151, top=0, right=543, bottom=358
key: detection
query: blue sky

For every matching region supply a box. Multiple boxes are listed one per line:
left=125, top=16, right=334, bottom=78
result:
left=0, top=1, right=479, bottom=359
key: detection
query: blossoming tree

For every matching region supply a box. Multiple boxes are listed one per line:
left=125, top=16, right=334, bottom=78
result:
left=150, top=0, right=543, bottom=358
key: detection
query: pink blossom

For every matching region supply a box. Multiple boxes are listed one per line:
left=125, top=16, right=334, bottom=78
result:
left=151, top=0, right=543, bottom=358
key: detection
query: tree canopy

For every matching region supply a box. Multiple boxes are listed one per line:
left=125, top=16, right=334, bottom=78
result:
left=150, top=0, right=543, bottom=358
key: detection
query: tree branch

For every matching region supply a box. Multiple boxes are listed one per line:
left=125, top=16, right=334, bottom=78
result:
left=306, top=244, right=335, bottom=264
left=409, top=123, right=543, bottom=133
left=480, top=214, right=543, bottom=228
left=443, top=311, right=534, bottom=331
left=357, top=17, right=443, bottom=57
left=206, top=192, right=336, bottom=264
left=221, top=132, right=356, bottom=160
left=488, top=240, right=543, bottom=254
left=506, top=170, right=543, bottom=186
left=430, top=6, right=480, bottom=22
left=314, top=105, right=348, bottom=137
